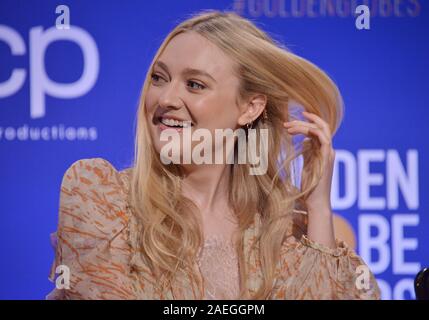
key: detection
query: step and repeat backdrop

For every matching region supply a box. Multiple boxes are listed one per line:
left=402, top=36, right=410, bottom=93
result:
left=0, top=0, right=427, bottom=299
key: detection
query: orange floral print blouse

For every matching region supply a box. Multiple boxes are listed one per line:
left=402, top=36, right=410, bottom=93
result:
left=47, top=158, right=381, bottom=300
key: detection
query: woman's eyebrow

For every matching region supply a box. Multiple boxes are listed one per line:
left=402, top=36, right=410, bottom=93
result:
left=182, top=67, right=217, bottom=83
left=154, top=60, right=217, bottom=83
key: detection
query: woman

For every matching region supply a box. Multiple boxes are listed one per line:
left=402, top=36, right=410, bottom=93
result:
left=47, top=10, right=380, bottom=300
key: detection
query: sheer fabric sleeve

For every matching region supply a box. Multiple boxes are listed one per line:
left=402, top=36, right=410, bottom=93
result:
left=271, top=211, right=381, bottom=300
left=46, top=158, right=135, bottom=300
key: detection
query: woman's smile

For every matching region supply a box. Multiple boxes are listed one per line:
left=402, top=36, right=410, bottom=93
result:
left=156, top=115, right=194, bottom=133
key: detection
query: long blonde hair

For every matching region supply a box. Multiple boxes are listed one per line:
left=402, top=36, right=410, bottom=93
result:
left=128, top=9, right=344, bottom=299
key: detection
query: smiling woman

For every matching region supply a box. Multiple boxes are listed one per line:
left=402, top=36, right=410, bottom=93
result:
left=47, top=9, right=381, bottom=300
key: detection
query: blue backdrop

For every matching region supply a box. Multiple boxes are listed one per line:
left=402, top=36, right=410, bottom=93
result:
left=0, top=0, right=428, bottom=299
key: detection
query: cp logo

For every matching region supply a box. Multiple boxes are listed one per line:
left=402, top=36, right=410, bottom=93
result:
left=0, top=25, right=99, bottom=118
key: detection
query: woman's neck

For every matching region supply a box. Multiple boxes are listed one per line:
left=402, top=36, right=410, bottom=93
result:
left=181, top=163, right=231, bottom=214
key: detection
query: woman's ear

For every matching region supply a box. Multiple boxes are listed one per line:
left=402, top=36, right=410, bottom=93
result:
left=237, top=94, right=267, bottom=126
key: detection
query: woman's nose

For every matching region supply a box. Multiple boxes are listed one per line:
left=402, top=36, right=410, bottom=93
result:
left=158, top=81, right=184, bottom=110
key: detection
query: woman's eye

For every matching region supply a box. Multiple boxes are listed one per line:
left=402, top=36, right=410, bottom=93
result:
left=150, top=73, right=163, bottom=83
left=150, top=74, right=204, bottom=90
left=187, top=80, right=205, bottom=90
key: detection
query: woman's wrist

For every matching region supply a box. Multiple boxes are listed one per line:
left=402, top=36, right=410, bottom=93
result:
left=306, top=207, right=337, bottom=249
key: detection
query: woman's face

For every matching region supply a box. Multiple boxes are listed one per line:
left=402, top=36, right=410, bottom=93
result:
left=145, top=31, right=244, bottom=161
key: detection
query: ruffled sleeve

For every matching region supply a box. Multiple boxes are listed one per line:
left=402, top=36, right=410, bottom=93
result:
left=271, top=212, right=381, bottom=300
left=46, top=158, right=135, bottom=300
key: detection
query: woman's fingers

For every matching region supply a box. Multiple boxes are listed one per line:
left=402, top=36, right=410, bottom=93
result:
left=284, top=112, right=332, bottom=147
left=307, top=127, right=330, bottom=145
left=283, top=119, right=317, bottom=128
left=285, top=125, right=329, bottom=145
left=302, top=111, right=331, bottom=139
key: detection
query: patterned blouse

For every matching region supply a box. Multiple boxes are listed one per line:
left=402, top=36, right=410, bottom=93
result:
left=46, top=158, right=381, bottom=300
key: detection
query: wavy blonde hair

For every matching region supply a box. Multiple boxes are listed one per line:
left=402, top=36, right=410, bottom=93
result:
left=128, top=9, right=344, bottom=299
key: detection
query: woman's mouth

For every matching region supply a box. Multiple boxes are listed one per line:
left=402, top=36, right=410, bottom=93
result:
left=157, top=116, right=193, bottom=132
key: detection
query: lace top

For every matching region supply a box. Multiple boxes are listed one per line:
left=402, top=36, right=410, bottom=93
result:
left=197, top=235, right=240, bottom=300
left=46, top=158, right=381, bottom=300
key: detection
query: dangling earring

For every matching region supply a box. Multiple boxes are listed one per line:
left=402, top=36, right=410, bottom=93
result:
left=246, top=121, right=253, bottom=130
left=262, top=108, right=268, bottom=122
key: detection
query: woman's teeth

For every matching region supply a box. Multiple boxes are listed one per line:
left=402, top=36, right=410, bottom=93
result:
left=160, top=118, right=192, bottom=128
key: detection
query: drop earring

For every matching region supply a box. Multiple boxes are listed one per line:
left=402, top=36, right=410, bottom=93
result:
left=263, top=108, right=268, bottom=122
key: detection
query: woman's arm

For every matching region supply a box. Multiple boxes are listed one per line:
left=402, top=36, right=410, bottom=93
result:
left=284, top=111, right=337, bottom=248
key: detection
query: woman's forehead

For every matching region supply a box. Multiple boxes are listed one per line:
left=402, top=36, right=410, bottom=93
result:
left=157, top=32, right=236, bottom=81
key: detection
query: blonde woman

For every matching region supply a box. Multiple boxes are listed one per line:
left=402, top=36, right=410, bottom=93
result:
left=47, top=10, right=380, bottom=300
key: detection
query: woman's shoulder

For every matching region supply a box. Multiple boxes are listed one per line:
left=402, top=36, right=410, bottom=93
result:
left=58, top=157, right=133, bottom=238
left=62, top=157, right=131, bottom=192
left=49, top=158, right=137, bottom=299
